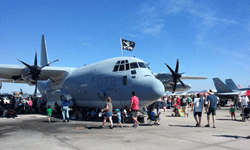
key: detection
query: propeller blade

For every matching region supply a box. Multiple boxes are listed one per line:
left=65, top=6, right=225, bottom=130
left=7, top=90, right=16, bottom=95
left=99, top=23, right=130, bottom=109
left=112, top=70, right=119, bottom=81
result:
left=172, top=77, right=177, bottom=93
left=23, top=72, right=33, bottom=78
left=34, top=82, right=37, bottom=96
left=165, top=63, right=175, bottom=76
left=16, top=58, right=33, bottom=70
left=178, top=78, right=186, bottom=89
left=34, top=51, right=37, bottom=66
left=175, top=59, right=179, bottom=73
left=41, top=59, right=59, bottom=69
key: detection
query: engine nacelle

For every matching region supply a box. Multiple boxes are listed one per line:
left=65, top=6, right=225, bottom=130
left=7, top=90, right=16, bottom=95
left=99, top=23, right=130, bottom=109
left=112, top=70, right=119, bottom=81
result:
left=46, top=100, right=73, bottom=111
left=164, top=83, right=191, bottom=92
left=46, top=101, right=59, bottom=112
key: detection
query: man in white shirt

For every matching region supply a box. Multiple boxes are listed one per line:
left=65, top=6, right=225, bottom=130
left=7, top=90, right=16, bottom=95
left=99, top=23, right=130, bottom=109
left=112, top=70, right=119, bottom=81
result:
left=192, top=93, right=203, bottom=127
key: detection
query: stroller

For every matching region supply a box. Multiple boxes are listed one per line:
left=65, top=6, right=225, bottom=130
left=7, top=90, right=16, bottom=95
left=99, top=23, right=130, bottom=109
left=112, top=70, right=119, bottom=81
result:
left=240, top=106, right=250, bottom=121
left=172, top=104, right=182, bottom=117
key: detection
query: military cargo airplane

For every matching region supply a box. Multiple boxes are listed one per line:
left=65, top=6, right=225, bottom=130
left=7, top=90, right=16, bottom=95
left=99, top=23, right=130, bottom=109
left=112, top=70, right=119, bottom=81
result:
left=0, top=35, right=207, bottom=110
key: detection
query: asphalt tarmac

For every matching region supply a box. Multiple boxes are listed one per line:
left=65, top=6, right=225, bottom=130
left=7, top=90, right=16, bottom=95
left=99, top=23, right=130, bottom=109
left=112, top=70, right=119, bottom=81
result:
left=0, top=103, right=249, bottom=150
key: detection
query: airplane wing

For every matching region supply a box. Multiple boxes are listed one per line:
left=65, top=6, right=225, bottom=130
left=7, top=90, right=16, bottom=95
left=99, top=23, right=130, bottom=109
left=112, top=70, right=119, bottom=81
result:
left=214, top=91, right=241, bottom=96
left=0, top=64, right=76, bottom=84
left=154, top=73, right=208, bottom=80
left=181, top=75, right=208, bottom=79
left=0, top=64, right=25, bottom=80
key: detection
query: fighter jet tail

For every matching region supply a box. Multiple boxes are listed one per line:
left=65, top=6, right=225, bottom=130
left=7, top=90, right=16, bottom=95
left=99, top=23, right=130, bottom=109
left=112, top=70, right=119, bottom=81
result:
left=41, top=35, right=49, bottom=66
left=225, top=79, right=238, bottom=90
left=213, top=78, right=233, bottom=93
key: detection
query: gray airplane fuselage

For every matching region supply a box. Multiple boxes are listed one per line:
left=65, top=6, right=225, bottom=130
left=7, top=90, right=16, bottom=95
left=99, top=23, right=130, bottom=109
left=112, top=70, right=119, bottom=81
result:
left=38, top=57, right=165, bottom=109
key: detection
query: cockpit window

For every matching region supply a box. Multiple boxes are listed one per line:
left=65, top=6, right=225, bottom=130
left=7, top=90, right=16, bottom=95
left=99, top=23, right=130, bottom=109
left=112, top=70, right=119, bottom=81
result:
left=114, top=60, right=148, bottom=72
left=131, top=70, right=136, bottom=74
left=113, top=65, right=119, bottom=72
left=119, top=65, right=125, bottom=71
left=138, top=62, right=147, bottom=68
left=126, top=64, right=130, bottom=70
left=130, top=62, right=138, bottom=69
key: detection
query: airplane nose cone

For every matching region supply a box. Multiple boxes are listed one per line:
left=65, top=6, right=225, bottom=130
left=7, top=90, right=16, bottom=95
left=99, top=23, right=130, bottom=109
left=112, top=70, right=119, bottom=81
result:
left=133, top=78, right=165, bottom=101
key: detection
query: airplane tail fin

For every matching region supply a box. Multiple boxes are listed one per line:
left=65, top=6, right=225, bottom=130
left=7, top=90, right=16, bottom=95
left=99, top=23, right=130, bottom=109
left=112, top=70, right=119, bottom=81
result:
left=225, top=79, right=238, bottom=90
left=213, top=78, right=233, bottom=93
left=40, top=35, right=49, bottom=66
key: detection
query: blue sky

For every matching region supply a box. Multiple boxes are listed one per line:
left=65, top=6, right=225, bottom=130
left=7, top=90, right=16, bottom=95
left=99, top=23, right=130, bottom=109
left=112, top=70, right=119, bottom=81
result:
left=0, top=0, right=249, bottom=94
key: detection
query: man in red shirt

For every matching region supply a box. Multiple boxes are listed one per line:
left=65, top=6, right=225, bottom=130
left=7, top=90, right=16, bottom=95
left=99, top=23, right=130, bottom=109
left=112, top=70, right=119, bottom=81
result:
left=129, top=92, right=139, bottom=127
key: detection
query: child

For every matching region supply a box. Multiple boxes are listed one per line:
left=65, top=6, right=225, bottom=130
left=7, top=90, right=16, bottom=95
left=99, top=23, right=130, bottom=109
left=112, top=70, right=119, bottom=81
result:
left=114, top=108, right=123, bottom=127
left=46, top=105, right=52, bottom=123
left=229, top=105, right=236, bottom=120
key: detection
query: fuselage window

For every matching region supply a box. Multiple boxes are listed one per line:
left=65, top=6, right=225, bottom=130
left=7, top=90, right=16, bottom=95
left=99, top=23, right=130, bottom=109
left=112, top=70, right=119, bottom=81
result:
left=113, top=65, right=119, bottom=72
left=138, top=62, right=147, bottom=68
left=126, top=64, right=130, bottom=70
left=119, top=65, right=125, bottom=71
left=130, top=62, right=138, bottom=69
left=131, top=70, right=136, bottom=74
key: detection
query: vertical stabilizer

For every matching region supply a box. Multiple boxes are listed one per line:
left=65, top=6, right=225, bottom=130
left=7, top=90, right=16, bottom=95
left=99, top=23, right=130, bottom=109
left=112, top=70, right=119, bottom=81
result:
left=213, top=78, right=233, bottom=93
left=41, top=35, right=49, bottom=66
left=225, top=79, right=238, bottom=90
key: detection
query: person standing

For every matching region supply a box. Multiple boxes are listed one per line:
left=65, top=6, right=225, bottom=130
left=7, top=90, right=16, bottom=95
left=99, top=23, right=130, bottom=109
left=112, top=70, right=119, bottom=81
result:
left=180, top=95, right=188, bottom=117
left=192, top=94, right=203, bottom=127
left=205, top=89, right=218, bottom=128
left=129, top=92, right=139, bottom=128
left=46, top=105, right=52, bottom=123
left=61, top=95, right=71, bottom=122
left=167, top=96, right=172, bottom=109
left=100, top=97, right=113, bottom=129
left=114, top=108, right=123, bottom=128
left=229, top=105, right=236, bottom=120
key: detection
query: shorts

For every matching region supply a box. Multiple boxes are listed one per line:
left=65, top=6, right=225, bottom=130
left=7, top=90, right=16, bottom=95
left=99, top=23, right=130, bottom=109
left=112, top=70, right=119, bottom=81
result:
left=207, top=107, right=216, bottom=116
left=231, top=112, right=235, bottom=116
left=131, top=110, right=138, bottom=118
left=116, top=112, right=122, bottom=123
left=204, top=104, right=208, bottom=107
left=104, top=112, right=113, bottom=118
left=47, top=115, right=51, bottom=119
left=194, top=112, right=202, bottom=117
left=181, top=103, right=187, bottom=107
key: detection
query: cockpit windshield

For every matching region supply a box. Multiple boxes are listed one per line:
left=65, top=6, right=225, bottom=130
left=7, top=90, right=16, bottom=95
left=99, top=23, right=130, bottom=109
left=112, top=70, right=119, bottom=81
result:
left=113, top=60, right=149, bottom=72
left=138, top=62, right=147, bottom=68
left=130, top=62, right=138, bottom=69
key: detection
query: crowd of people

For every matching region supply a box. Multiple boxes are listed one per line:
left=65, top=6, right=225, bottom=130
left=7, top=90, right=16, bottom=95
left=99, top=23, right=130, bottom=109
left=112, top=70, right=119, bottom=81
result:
left=1, top=90, right=249, bottom=130
left=0, top=95, right=47, bottom=118
left=157, top=89, right=250, bottom=127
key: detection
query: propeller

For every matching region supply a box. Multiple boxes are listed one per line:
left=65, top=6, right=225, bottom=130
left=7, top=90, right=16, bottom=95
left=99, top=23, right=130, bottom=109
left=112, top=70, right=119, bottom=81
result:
left=16, top=51, right=59, bottom=96
left=165, top=59, right=186, bottom=93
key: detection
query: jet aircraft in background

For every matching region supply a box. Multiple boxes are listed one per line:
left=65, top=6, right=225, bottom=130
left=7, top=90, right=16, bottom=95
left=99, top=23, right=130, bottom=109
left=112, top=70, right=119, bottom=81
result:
left=225, top=79, right=250, bottom=91
left=0, top=35, right=207, bottom=110
left=213, top=78, right=250, bottom=98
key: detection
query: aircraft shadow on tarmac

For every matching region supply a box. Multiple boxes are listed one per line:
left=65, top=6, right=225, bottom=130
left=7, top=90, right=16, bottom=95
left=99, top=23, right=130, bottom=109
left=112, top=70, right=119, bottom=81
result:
left=42, top=121, right=59, bottom=123
left=216, top=118, right=245, bottom=122
left=168, top=124, right=196, bottom=128
left=213, top=135, right=250, bottom=139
